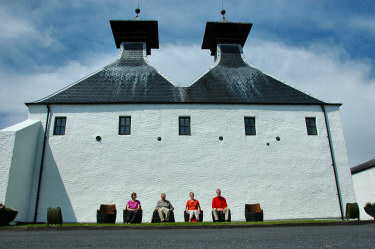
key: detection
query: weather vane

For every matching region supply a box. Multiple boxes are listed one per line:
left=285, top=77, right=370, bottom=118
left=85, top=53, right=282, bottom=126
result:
left=221, top=3, right=227, bottom=22
left=135, top=3, right=140, bottom=20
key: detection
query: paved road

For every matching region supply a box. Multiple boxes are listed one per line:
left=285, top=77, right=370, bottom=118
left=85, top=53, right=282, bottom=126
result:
left=1, top=224, right=375, bottom=248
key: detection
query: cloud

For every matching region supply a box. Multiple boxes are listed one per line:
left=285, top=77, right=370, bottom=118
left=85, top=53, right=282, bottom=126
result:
left=0, top=8, right=53, bottom=46
left=0, top=53, right=115, bottom=128
left=348, top=16, right=375, bottom=35
left=148, top=44, right=212, bottom=86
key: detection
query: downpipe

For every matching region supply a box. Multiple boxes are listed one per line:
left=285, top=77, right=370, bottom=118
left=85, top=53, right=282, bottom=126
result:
left=321, top=104, right=344, bottom=220
left=33, top=104, right=51, bottom=223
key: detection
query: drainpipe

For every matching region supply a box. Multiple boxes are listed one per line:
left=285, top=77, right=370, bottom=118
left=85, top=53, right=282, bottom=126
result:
left=33, top=104, right=51, bottom=223
left=321, top=104, right=344, bottom=220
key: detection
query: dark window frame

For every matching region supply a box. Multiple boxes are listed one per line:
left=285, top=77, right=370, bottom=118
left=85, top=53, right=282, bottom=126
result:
left=305, top=117, right=318, bottom=135
left=119, top=116, right=131, bottom=135
left=244, top=117, right=256, bottom=136
left=53, top=117, right=67, bottom=135
left=179, top=116, right=191, bottom=136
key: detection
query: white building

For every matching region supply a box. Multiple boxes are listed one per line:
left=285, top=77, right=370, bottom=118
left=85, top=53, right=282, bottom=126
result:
left=351, top=159, right=375, bottom=220
left=0, top=18, right=357, bottom=223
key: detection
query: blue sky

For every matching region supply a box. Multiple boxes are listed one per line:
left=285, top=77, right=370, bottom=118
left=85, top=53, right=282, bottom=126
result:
left=0, top=0, right=374, bottom=166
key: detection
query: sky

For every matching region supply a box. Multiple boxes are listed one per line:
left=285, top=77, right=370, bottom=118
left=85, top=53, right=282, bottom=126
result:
left=0, top=0, right=374, bottom=167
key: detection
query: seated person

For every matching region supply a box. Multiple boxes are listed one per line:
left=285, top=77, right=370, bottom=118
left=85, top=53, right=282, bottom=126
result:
left=185, top=192, right=201, bottom=222
left=124, top=192, right=141, bottom=223
left=155, top=193, right=174, bottom=222
left=212, top=189, right=230, bottom=222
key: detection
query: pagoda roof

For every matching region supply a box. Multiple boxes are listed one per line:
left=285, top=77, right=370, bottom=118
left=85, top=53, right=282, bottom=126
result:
left=185, top=44, right=325, bottom=105
left=28, top=43, right=180, bottom=105
left=26, top=21, right=333, bottom=106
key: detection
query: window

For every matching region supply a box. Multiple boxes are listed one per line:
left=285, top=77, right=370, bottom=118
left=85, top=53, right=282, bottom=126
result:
left=306, top=117, right=317, bottom=135
left=53, top=117, right=66, bottom=135
left=119, top=116, right=131, bottom=135
left=244, top=117, right=256, bottom=135
left=179, top=117, right=190, bottom=135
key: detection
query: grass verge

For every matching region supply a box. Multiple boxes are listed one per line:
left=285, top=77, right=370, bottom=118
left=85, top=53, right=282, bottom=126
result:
left=16, top=219, right=344, bottom=228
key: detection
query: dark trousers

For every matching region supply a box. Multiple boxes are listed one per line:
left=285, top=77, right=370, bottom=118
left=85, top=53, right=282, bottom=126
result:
left=125, top=210, right=139, bottom=223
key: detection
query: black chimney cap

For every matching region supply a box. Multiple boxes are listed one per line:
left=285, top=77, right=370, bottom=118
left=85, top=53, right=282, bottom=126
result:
left=110, top=20, right=159, bottom=55
left=202, top=21, right=252, bottom=55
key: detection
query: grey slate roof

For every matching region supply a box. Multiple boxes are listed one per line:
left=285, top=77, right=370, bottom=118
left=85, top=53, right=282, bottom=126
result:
left=185, top=44, right=325, bottom=104
left=29, top=43, right=181, bottom=104
left=351, top=158, right=375, bottom=174
left=27, top=42, right=327, bottom=106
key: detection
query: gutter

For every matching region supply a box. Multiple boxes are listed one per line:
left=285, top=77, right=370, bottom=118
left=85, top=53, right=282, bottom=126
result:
left=350, top=159, right=375, bottom=175
left=33, top=104, right=51, bottom=223
left=321, top=105, right=344, bottom=220
left=25, top=102, right=343, bottom=106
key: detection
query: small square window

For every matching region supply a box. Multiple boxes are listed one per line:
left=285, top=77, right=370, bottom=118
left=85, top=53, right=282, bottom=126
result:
left=306, top=117, right=317, bottom=135
left=244, top=117, right=256, bottom=135
left=179, top=117, right=190, bottom=135
left=53, top=117, right=66, bottom=135
left=119, top=116, right=131, bottom=135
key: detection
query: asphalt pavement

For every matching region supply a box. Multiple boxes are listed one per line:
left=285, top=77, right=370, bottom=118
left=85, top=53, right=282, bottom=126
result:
left=0, top=223, right=374, bottom=248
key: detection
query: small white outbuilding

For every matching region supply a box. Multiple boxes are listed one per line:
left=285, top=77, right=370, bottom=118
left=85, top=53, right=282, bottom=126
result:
left=0, top=18, right=357, bottom=223
left=351, top=159, right=375, bottom=220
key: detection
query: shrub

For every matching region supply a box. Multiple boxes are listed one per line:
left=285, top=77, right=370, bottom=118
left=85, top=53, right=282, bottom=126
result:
left=0, top=203, right=14, bottom=212
left=365, top=202, right=375, bottom=207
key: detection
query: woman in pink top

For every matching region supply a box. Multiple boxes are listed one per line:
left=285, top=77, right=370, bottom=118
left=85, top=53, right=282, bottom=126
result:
left=125, top=192, right=141, bottom=223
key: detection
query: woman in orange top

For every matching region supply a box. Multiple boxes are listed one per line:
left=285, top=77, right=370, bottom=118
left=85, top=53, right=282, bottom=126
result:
left=185, top=192, right=201, bottom=222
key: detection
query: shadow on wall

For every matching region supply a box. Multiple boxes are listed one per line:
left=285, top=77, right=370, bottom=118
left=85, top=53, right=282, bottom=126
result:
left=37, top=143, right=77, bottom=222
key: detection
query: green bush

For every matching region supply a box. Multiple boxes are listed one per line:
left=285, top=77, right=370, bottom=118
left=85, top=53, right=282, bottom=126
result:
left=0, top=203, right=14, bottom=212
left=365, top=202, right=375, bottom=208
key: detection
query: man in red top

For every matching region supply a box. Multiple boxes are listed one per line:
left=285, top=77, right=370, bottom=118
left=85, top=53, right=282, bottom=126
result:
left=186, top=192, right=201, bottom=222
left=212, top=189, right=230, bottom=222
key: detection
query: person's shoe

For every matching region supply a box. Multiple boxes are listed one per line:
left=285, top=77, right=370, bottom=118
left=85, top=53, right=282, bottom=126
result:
left=225, top=220, right=229, bottom=222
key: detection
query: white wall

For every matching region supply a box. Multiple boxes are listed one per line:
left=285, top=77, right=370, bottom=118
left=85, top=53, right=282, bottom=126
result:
left=352, top=168, right=375, bottom=220
left=325, top=105, right=357, bottom=216
left=0, top=130, right=16, bottom=204
left=25, top=103, right=356, bottom=223
left=0, top=120, right=43, bottom=221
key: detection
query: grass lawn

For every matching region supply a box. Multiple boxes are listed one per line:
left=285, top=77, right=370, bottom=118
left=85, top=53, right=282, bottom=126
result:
left=17, top=219, right=344, bottom=228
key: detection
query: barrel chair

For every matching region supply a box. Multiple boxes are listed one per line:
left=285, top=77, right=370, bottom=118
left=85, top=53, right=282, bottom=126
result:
left=245, top=203, right=264, bottom=222
left=184, top=210, right=204, bottom=222
left=123, top=209, right=143, bottom=223
left=97, top=204, right=117, bottom=223
left=151, top=209, right=175, bottom=223
left=211, top=209, right=231, bottom=222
